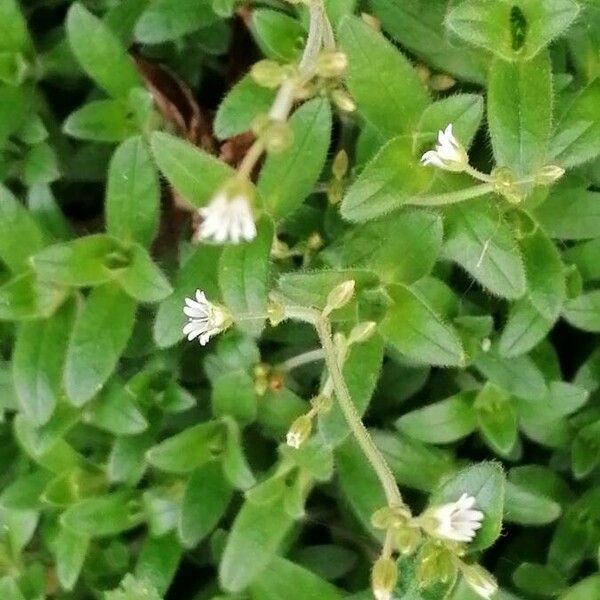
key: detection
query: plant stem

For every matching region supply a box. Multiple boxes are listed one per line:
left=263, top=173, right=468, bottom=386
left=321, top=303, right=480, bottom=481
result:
left=281, top=348, right=325, bottom=371
left=315, top=316, right=403, bottom=507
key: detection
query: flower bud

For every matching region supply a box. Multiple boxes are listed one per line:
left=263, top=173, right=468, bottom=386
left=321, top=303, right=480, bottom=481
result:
left=332, top=149, right=349, bottom=181
left=492, top=167, right=522, bottom=204
left=323, top=280, right=355, bottom=317
left=535, top=164, right=565, bottom=186
left=250, top=60, right=286, bottom=89
left=416, top=542, right=456, bottom=588
left=267, top=299, right=285, bottom=326
left=264, top=121, right=294, bottom=154
left=307, top=232, right=323, bottom=250
left=429, top=73, right=456, bottom=91
left=286, top=414, right=313, bottom=449
left=370, top=504, right=410, bottom=530
left=348, top=321, right=377, bottom=345
left=460, top=563, right=498, bottom=600
left=316, top=51, right=348, bottom=78
left=394, top=525, right=422, bottom=555
left=361, top=12, right=381, bottom=31
left=371, top=557, right=398, bottom=600
left=331, top=88, right=356, bottom=112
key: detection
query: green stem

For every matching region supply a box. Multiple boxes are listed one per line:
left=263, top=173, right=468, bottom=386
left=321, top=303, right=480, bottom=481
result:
left=281, top=348, right=325, bottom=371
left=315, top=316, right=403, bottom=507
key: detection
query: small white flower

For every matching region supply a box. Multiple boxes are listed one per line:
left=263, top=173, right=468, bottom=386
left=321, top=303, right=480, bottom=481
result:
left=195, top=187, right=256, bottom=245
left=285, top=415, right=312, bottom=449
left=429, top=493, right=484, bottom=543
left=182, top=289, right=232, bottom=346
left=460, top=564, right=498, bottom=600
left=420, top=123, right=469, bottom=172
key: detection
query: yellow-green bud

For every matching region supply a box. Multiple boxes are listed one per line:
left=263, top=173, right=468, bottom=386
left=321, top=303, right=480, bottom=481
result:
left=416, top=542, right=457, bottom=588
left=250, top=60, right=286, bottom=89
left=331, top=88, right=356, bottom=112
left=332, top=149, right=349, bottom=181
left=348, top=321, right=377, bottom=345
left=370, top=504, right=410, bottom=530
left=361, top=12, right=381, bottom=31
left=267, top=299, right=285, bottom=326
left=323, top=279, right=355, bottom=317
left=286, top=414, right=312, bottom=449
left=264, top=121, right=294, bottom=154
left=460, top=563, right=498, bottom=600
left=492, top=167, right=522, bottom=204
left=429, top=73, right=456, bottom=91
left=316, top=51, right=348, bottom=78
left=307, top=232, right=323, bottom=250
left=535, top=164, right=565, bottom=186
left=394, top=525, right=422, bottom=555
left=371, top=557, right=398, bottom=600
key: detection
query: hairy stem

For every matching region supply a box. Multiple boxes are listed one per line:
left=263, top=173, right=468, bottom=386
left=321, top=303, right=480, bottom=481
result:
left=315, top=316, right=403, bottom=507
left=281, top=348, right=325, bottom=371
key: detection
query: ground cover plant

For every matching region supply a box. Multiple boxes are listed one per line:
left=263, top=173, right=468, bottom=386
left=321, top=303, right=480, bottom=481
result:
left=1, top=0, right=600, bottom=599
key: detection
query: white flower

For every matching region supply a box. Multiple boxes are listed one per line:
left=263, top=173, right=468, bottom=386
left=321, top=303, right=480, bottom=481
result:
left=195, top=188, right=256, bottom=245
left=420, top=124, right=469, bottom=172
left=429, top=493, right=484, bottom=543
left=182, top=289, right=232, bottom=345
left=285, top=415, right=312, bottom=449
left=460, top=564, right=498, bottom=600
left=286, top=431, right=301, bottom=449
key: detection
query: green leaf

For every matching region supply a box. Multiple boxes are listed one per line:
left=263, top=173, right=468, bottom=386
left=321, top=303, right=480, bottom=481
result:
left=251, top=9, right=305, bottom=62
left=0, top=577, right=25, bottom=600
left=504, top=481, right=562, bottom=525
left=84, top=379, right=148, bottom=435
left=13, top=298, right=75, bottom=425
left=31, top=234, right=127, bottom=287
left=446, top=0, right=579, bottom=61
left=520, top=226, right=566, bottom=319
left=219, top=219, right=272, bottom=336
left=146, top=420, right=224, bottom=474
left=178, top=462, right=233, bottom=548
left=219, top=496, right=295, bottom=593
left=54, top=525, right=89, bottom=591
left=475, top=384, right=518, bottom=456
left=563, top=290, right=600, bottom=332
left=323, top=209, right=443, bottom=285
left=214, top=74, right=276, bottom=140
left=212, top=371, right=257, bottom=424
left=0, top=0, right=30, bottom=53
left=488, top=51, right=552, bottom=178
left=338, top=16, right=429, bottom=138
left=0, top=272, right=68, bottom=321
left=475, top=347, right=547, bottom=400
left=442, top=201, right=526, bottom=299
left=135, top=533, right=182, bottom=595
left=106, top=136, right=160, bottom=248
left=552, top=79, right=600, bottom=168
left=370, top=0, right=487, bottom=84
left=571, top=420, right=600, bottom=479
left=66, top=3, right=141, bottom=97
left=221, top=416, right=256, bottom=490
left=396, top=391, right=477, bottom=444
left=564, top=238, right=600, bottom=282
left=135, top=0, right=217, bottom=44
left=340, top=136, right=433, bottom=222
left=429, top=462, right=505, bottom=551
left=115, top=244, right=172, bottom=303
left=499, top=298, right=554, bottom=357
left=535, top=185, right=600, bottom=240
left=0, top=185, right=45, bottom=272
left=154, top=246, right=221, bottom=348
left=151, top=132, right=233, bottom=207
left=64, top=283, right=137, bottom=406
left=380, top=284, right=465, bottom=367
left=61, top=491, right=143, bottom=537
left=513, top=563, right=567, bottom=597
left=251, top=556, right=343, bottom=600
left=259, top=98, right=331, bottom=220
left=63, top=100, right=137, bottom=142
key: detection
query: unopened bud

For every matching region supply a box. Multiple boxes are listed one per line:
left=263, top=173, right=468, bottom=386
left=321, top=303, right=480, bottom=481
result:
left=416, top=542, right=456, bottom=588
left=331, top=88, right=356, bottom=112
left=323, top=280, right=355, bottom=317
left=316, top=51, right=348, bottom=78
left=286, top=414, right=312, bottom=449
left=429, top=73, right=456, bottom=91
left=267, top=299, right=285, bottom=326
left=348, top=321, right=377, bottom=345
left=492, top=167, right=522, bottom=204
left=332, top=149, right=349, bottom=181
left=264, top=121, right=294, bottom=154
left=371, top=504, right=411, bottom=530
left=251, top=60, right=286, bottom=89
left=394, top=525, right=422, bottom=555
left=307, top=232, right=323, bottom=250
left=460, top=563, right=498, bottom=600
left=361, top=12, right=381, bottom=31
left=535, top=164, right=565, bottom=186
left=371, top=557, right=398, bottom=600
